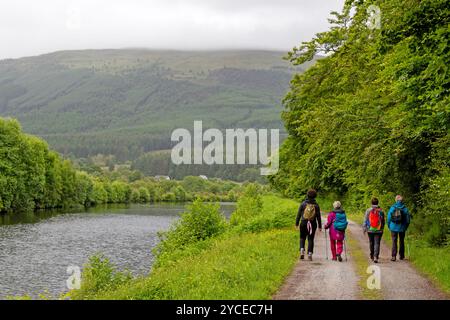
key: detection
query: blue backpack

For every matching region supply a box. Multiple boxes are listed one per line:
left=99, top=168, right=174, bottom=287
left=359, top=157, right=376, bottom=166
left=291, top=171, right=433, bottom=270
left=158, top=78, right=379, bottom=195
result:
left=334, top=211, right=348, bottom=231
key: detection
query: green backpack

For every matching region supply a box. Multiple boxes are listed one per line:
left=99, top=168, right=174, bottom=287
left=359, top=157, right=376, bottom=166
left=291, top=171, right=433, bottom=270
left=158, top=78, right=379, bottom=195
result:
left=303, top=203, right=316, bottom=221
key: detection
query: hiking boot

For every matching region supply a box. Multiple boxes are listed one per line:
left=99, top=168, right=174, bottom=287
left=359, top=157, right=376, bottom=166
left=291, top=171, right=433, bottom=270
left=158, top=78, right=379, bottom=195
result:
left=370, top=255, right=374, bottom=261
left=337, top=254, right=343, bottom=262
left=332, top=257, right=337, bottom=261
left=374, top=258, right=378, bottom=263
left=391, top=256, right=396, bottom=262
left=399, top=256, right=405, bottom=260
left=300, top=249, right=305, bottom=260
left=308, top=254, right=313, bottom=261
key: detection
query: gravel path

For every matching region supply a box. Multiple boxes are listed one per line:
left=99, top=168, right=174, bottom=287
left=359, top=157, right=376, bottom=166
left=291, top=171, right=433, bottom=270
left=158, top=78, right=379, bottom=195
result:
left=273, top=226, right=360, bottom=300
left=274, top=217, right=448, bottom=300
left=347, top=220, right=448, bottom=300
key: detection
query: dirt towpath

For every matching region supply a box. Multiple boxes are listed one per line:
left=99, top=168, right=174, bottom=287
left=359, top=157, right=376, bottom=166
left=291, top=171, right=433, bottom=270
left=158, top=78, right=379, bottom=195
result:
left=347, top=220, right=448, bottom=300
left=273, top=224, right=360, bottom=300
left=274, top=217, right=448, bottom=300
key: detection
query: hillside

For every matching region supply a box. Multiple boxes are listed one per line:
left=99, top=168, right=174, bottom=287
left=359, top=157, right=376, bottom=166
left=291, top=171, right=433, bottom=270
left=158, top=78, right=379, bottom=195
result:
left=0, top=49, right=310, bottom=161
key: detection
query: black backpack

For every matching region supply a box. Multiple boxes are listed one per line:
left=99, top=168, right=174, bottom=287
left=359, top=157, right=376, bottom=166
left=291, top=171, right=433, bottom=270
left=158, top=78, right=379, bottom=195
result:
left=391, top=207, right=403, bottom=224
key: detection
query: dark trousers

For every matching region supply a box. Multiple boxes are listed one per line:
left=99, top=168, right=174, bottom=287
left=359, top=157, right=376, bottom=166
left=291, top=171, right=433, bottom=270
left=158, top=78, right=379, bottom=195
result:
left=299, top=221, right=317, bottom=254
left=391, top=231, right=406, bottom=258
left=368, top=233, right=382, bottom=259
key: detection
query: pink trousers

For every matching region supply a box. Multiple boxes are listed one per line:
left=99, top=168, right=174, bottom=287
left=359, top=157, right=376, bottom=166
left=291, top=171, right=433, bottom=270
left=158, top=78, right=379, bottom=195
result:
left=330, top=239, right=344, bottom=259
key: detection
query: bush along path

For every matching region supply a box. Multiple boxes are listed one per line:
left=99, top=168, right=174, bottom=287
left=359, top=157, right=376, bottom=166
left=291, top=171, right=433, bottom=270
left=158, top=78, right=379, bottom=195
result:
left=274, top=216, right=448, bottom=300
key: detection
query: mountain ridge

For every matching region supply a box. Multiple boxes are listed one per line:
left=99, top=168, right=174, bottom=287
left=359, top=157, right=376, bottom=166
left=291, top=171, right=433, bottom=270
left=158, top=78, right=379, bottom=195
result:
left=0, top=49, right=312, bottom=161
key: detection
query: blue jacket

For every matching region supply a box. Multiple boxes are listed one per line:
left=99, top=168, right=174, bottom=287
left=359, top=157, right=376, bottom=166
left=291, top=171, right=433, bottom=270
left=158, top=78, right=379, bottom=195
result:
left=387, top=201, right=411, bottom=232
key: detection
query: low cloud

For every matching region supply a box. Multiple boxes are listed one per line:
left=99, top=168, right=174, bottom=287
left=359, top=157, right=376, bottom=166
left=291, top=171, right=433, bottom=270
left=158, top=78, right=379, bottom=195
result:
left=0, top=0, right=345, bottom=59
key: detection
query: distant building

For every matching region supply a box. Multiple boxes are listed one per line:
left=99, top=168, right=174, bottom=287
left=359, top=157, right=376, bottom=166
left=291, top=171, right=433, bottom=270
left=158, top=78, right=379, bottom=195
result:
left=199, top=175, right=208, bottom=180
left=155, top=175, right=170, bottom=181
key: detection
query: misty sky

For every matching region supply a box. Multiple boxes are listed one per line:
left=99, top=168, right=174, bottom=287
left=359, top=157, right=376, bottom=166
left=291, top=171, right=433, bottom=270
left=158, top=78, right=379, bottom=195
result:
left=0, top=0, right=345, bottom=60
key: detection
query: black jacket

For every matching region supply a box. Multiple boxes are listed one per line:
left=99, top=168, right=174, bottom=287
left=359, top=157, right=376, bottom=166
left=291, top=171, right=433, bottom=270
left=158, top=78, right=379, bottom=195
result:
left=296, top=198, right=322, bottom=228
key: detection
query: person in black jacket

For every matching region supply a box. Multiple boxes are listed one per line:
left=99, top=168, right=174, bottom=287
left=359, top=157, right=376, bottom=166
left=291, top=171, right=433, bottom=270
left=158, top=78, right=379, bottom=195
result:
left=296, top=189, right=322, bottom=261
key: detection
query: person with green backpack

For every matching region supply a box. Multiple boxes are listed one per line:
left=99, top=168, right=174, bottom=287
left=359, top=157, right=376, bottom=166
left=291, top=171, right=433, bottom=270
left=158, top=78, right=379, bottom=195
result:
left=295, top=189, right=322, bottom=261
left=387, top=195, right=411, bottom=261
left=363, top=197, right=385, bottom=263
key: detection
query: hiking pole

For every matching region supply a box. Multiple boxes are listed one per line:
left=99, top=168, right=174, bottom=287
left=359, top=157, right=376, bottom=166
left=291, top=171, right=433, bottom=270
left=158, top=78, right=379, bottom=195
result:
left=344, top=237, right=348, bottom=262
left=407, top=233, right=411, bottom=260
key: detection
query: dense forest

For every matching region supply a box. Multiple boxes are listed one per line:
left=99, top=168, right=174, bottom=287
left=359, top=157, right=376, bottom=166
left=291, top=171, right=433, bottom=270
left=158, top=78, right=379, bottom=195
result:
left=269, top=0, right=449, bottom=246
left=0, top=117, right=250, bottom=212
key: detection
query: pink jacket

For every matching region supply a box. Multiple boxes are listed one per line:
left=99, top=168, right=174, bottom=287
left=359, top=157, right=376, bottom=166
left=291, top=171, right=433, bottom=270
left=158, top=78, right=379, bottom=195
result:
left=324, top=211, right=345, bottom=241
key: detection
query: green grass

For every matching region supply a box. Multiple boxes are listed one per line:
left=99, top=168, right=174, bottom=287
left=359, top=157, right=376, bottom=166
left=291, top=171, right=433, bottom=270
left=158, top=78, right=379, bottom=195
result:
left=406, top=240, right=450, bottom=295
left=70, top=194, right=300, bottom=300
left=232, top=195, right=298, bottom=233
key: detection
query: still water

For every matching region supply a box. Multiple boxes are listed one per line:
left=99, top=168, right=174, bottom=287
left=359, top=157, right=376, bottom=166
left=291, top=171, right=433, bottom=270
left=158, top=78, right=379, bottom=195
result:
left=0, top=202, right=235, bottom=299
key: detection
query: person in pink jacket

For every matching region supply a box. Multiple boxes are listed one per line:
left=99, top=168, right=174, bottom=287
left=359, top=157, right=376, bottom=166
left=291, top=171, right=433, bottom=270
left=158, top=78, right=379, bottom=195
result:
left=324, top=201, right=347, bottom=261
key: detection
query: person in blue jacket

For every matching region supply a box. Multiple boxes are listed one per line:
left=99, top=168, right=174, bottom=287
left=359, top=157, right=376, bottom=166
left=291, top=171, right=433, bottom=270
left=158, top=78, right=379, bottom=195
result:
left=387, top=195, right=411, bottom=261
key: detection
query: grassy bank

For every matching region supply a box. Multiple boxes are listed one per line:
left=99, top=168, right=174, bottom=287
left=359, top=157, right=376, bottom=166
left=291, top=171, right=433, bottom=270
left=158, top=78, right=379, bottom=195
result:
left=403, top=239, right=450, bottom=294
left=69, top=192, right=300, bottom=300
left=86, top=230, right=298, bottom=299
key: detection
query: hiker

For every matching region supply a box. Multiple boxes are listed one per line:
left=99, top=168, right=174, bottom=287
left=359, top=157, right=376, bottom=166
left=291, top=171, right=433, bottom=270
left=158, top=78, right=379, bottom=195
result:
left=363, top=197, right=385, bottom=263
left=324, top=201, right=348, bottom=262
left=387, top=195, right=411, bottom=261
left=295, top=189, right=322, bottom=261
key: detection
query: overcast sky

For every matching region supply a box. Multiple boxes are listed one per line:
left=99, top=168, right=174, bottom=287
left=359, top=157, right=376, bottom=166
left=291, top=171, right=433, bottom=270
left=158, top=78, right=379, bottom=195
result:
left=0, top=0, right=345, bottom=60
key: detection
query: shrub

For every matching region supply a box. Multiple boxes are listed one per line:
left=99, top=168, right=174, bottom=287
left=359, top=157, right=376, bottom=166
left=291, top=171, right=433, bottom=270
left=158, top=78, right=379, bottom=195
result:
left=130, top=189, right=140, bottom=203
left=424, top=220, right=448, bottom=248
left=232, top=195, right=298, bottom=233
left=162, top=192, right=176, bottom=202
left=154, top=199, right=226, bottom=264
left=69, top=254, right=132, bottom=299
left=171, top=186, right=186, bottom=202
left=90, top=181, right=108, bottom=205
left=138, top=187, right=150, bottom=203
left=421, top=165, right=450, bottom=246
left=230, top=183, right=263, bottom=225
